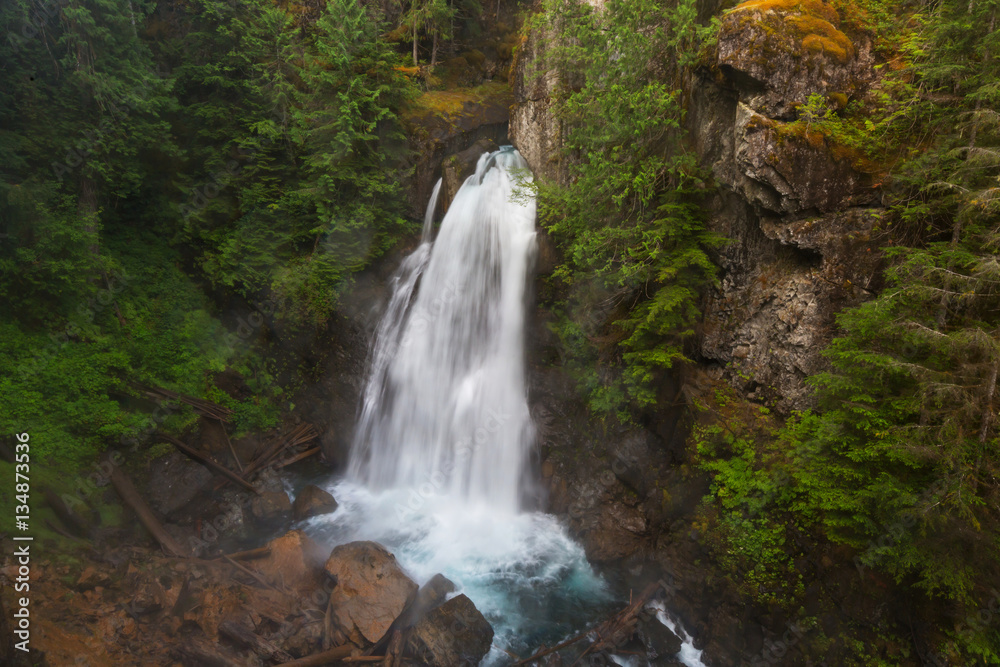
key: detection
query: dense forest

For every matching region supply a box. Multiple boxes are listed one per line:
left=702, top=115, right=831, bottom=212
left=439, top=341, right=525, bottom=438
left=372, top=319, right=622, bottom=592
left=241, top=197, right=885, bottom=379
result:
left=2, top=0, right=1000, bottom=664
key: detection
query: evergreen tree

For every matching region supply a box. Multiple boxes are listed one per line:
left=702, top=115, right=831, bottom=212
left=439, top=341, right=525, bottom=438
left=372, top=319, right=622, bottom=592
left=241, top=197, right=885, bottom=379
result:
left=531, top=0, right=719, bottom=415
left=285, top=0, right=415, bottom=324
left=778, top=0, right=1000, bottom=638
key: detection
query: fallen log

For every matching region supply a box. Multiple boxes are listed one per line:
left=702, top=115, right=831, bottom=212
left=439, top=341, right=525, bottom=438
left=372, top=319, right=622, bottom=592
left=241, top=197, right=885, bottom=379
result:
left=218, top=619, right=294, bottom=663
left=105, top=455, right=188, bottom=558
left=43, top=486, right=95, bottom=538
left=381, top=629, right=405, bottom=667
left=245, top=424, right=318, bottom=477
left=514, top=582, right=661, bottom=666
left=274, top=446, right=321, bottom=470
left=222, top=424, right=244, bottom=472
left=158, top=433, right=260, bottom=495
left=134, top=382, right=233, bottom=421
left=223, top=555, right=292, bottom=598
left=274, top=643, right=357, bottom=667
left=213, top=546, right=271, bottom=562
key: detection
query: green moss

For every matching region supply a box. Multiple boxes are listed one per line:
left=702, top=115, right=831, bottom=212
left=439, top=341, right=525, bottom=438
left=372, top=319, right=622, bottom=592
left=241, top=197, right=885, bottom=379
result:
left=403, top=81, right=512, bottom=121
left=732, top=0, right=839, bottom=25
left=729, top=0, right=855, bottom=64
left=792, top=16, right=854, bottom=62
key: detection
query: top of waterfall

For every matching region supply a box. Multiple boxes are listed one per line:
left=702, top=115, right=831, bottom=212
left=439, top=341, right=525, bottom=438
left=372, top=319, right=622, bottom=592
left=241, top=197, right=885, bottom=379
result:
left=477, top=147, right=528, bottom=185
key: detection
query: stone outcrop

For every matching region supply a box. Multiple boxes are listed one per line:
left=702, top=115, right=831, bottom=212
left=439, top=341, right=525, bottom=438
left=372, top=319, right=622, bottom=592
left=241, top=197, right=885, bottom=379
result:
left=511, top=0, right=884, bottom=412
left=407, top=593, right=495, bottom=666
left=324, top=541, right=419, bottom=646
left=510, top=25, right=565, bottom=184
left=403, top=84, right=513, bottom=218
left=717, top=0, right=876, bottom=119
left=441, top=137, right=500, bottom=211
left=291, top=484, right=338, bottom=520
left=250, top=488, right=291, bottom=524
left=690, top=0, right=884, bottom=410
left=256, top=530, right=328, bottom=593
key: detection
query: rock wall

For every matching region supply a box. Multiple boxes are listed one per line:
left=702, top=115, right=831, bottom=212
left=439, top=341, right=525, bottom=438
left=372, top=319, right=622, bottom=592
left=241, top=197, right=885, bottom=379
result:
left=692, top=0, right=884, bottom=411
left=507, top=2, right=895, bottom=663
left=511, top=0, right=885, bottom=413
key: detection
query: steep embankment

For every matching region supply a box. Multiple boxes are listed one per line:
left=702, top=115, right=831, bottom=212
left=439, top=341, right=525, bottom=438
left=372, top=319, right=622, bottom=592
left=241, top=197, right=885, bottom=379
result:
left=508, top=0, right=973, bottom=665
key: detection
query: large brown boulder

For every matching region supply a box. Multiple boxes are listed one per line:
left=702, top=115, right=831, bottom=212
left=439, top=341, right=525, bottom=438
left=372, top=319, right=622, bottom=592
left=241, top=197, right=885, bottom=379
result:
left=408, top=594, right=494, bottom=666
left=250, top=489, right=291, bottom=524
left=292, top=485, right=338, bottom=520
left=257, top=530, right=328, bottom=593
left=324, top=541, right=418, bottom=646
left=717, top=0, right=875, bottom=118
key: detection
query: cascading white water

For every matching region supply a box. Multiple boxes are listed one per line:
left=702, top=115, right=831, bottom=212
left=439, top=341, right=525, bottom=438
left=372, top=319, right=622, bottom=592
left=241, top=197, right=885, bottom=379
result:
left=348, top=148, right=537, bottom=513
left=303, top=147, right=706, bottom=666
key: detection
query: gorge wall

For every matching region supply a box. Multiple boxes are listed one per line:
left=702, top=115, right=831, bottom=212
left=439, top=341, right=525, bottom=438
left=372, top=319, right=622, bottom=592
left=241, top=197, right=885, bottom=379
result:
left=506, top=1, right=901, bottom=665
left=513, top=0, right=886, bottom=413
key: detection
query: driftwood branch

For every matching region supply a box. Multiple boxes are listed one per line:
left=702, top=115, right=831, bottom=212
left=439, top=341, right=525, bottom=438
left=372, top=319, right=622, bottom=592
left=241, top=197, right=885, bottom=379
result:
left=274, top=447, right=321, bottom=469
left=134, top=383, right=233, bottom=421
left=245, top=424, right=319, bottom=477
left=213, top=546, right=271, bottom=562
left=218, top=619, right=295, bottom=663
left=158, top=433, right=260, bottom=495
left=105, top=455, right=188, bottom=557
left=274, top=644, right=358, bottom=667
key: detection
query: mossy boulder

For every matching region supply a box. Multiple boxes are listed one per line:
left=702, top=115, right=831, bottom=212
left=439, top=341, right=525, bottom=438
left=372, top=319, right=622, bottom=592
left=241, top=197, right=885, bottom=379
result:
left=717, top=0, right=875, bottom=118
left=402, top=82, right=512, bottom=217
left=734, top=102, right=875, bottom=214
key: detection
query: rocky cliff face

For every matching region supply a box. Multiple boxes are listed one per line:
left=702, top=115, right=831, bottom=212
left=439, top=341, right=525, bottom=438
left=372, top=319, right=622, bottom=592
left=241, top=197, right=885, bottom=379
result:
left=508, top=1, right=893, bottom=663
left=512, top=0, right=885, bottom=413
left=693, top=0, right=884, bottom=411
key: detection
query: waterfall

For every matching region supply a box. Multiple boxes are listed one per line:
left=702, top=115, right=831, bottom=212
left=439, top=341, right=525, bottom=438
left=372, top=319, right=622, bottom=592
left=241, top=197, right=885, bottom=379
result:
left=348, top=148, right=537, bottom=514
left=304, top=148, right=705, bottom=666
left=421, top=177, right=442, bottom=243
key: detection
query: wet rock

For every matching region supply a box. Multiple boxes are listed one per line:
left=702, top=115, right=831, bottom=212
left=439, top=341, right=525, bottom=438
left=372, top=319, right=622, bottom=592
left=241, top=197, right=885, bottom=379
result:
left=639, top=614, right=683, bottom=662
left=408, top=593, right=494, bottom=666
left=404, top=86, right=512, bottom=219
left=717, top=0, right=875, bottom=118
left=324, top=541, right=418, bottom=646
left=402, top=573, right=458, bottom=627
left=292, top=485, right=338, bottom=520
left=146, top=451, right=213, bottom=518
left=733, top=103, right=875, bottom=215
left=250, top=489, right=291, bottom=524
left=257, top=530, right=328, bottom=593
left=441, top=137, right=500, bottom=211
left=581, top=500, right=649, bottom=563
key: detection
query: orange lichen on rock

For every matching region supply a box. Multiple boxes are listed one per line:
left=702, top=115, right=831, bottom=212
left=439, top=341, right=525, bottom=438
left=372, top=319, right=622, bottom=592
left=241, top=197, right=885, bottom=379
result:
left=732, top=0, right=839, bottom=25
left=792, top=16, right=854, bottom=62
left=730, top=0, right=854, bottom=63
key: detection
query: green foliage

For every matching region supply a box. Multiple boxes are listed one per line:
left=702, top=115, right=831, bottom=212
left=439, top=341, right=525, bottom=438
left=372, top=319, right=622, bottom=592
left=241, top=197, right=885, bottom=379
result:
left=0, top=0, right=417, bottom=480
left=285, top=0, right=416, bottom=325
left=743, top=0, right=1000, bottom=659
left=529, top=0, right=721, bottom=416
left=694, top=390, right=804, bottom=606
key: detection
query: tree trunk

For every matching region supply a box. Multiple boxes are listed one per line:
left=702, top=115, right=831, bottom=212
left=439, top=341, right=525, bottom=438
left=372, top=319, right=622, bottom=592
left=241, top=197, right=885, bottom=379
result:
left=413, top=26, right=418, bottom=67
left=106, top=455, right=189, bottom=557
left=431, top=31, right=438, bottom=67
